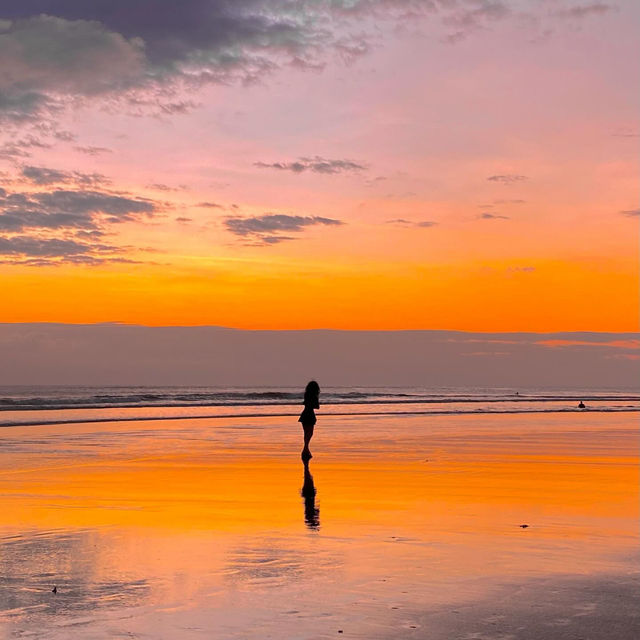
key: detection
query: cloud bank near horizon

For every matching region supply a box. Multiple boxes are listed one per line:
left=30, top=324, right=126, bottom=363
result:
left=0, top=323, right=637, bottom=387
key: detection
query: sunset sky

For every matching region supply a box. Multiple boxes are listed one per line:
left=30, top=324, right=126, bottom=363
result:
left=0, top=0, right=637, bottom=330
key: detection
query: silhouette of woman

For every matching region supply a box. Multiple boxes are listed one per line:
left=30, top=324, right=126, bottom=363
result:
left=299, top=380, right=320, bottom=460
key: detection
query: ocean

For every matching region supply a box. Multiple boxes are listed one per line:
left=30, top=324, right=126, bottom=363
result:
left=0, top=385, right=637, bottom=428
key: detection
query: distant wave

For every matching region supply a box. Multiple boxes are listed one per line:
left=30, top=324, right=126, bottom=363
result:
left=0, top=389, right=637, bottom=411
left=1, top=406, right=638, bottom=429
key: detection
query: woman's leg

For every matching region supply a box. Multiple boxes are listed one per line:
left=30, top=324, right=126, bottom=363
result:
left=302, top=424, right=314, bottom=458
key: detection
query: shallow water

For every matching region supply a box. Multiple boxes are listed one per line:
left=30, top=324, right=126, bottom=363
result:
left=0, top=412, right=638, bottom=638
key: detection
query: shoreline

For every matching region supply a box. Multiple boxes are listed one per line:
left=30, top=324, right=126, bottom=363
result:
left=1, top=405, right=639, bottom=429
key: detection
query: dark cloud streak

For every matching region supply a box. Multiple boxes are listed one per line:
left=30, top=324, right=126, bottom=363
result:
left=225, top=213, right=344, bottom=245
left=0, top=182, right=159, bottom=264
left=21, top=165, right=111, bottom=187
left=386, top=218, right=437, bottom=228
left=479, top=212, right=509, bottom=220
left=487, top=174, right=529, bottom=185
left=254, top=156, right=366, bottom=174
left=197, top=202, right=224, bottom=209
left=74, top=146, right=113, bottom=155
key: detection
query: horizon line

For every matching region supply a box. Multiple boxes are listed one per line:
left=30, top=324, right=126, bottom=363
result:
left=0, top=322, right=638, bottom=336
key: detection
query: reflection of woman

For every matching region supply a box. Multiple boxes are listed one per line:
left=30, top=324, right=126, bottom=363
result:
left=299, top=380, right=320, bottom=460
left=301, top=460, right=320, bottom=530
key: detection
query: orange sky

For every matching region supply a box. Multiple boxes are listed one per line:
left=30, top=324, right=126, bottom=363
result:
left=1, top=254, right=637, bottom=330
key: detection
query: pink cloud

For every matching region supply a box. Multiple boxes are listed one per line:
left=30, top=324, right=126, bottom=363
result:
left=536, top=339, right=640, bottom=349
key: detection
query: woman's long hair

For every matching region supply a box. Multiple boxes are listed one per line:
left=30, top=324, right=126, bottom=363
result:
left=304, top=380, right=320, bottom=405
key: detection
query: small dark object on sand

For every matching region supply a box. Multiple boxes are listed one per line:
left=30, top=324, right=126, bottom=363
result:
left=52, top=586, right=57, bottom=593
left=578, top=401, right=585, bottom=408
left=520, top=524, right=529, bottom=528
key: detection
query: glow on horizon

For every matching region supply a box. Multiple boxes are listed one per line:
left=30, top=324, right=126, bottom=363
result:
left=2, top=255, right=636, bottom=330
left=0, top=1, right=638, bottom=330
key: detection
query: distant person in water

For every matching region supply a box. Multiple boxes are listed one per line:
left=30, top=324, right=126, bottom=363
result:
left=578, top=400, right=586, bottom=409
left=299, top=380, right=320, bottom=460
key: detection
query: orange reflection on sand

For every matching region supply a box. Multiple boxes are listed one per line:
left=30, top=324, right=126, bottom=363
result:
left=0, top=414, right=637, bottom=542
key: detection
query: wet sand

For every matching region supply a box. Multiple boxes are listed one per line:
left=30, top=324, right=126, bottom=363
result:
left=0, top=412, right=638, bottom=638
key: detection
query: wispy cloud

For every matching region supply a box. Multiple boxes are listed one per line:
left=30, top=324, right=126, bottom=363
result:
left=0, top=135, right=50, bottom=159
left=506, top=266, right=535, bottom=273
left=0, top=235, right=129, bottom=265
left=0, top=189, right=155, bottom=231
left=0, top=183, right=158, bottom=264
left=254, top=156, right=366, bottom=175
left=74, top=146, right=113, bottom=156
left=224, top=213, right=344, bottom=245
left=146, top=183, right=186, bottom=192
left=611, top=128, right=639, bottom=138
left=197, top=202, right=225, bottom=209
left=21, top=165, right=110, bottom=187
left=386, top=218, right=438, bottom=228
left=487, top=174, right=529, bottom=185
left=364, top=176, right=387, bottom=186
left=554, top=3, right=614, bottom=20
left=620, top=208, right=640, bottom=218
left=443, top=0, right=510, bottom=43
left=478, top=212, right=509, bottom=220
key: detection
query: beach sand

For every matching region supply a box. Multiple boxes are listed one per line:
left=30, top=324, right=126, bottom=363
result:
left=0, top=411, right=638, bottom=639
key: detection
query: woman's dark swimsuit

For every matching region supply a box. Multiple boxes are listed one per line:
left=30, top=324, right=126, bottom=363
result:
left=298, top=405, right=317, bottom=428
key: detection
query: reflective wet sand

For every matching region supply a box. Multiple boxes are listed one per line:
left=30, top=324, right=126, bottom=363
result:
left=1, top=412, right=638, bottom=638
